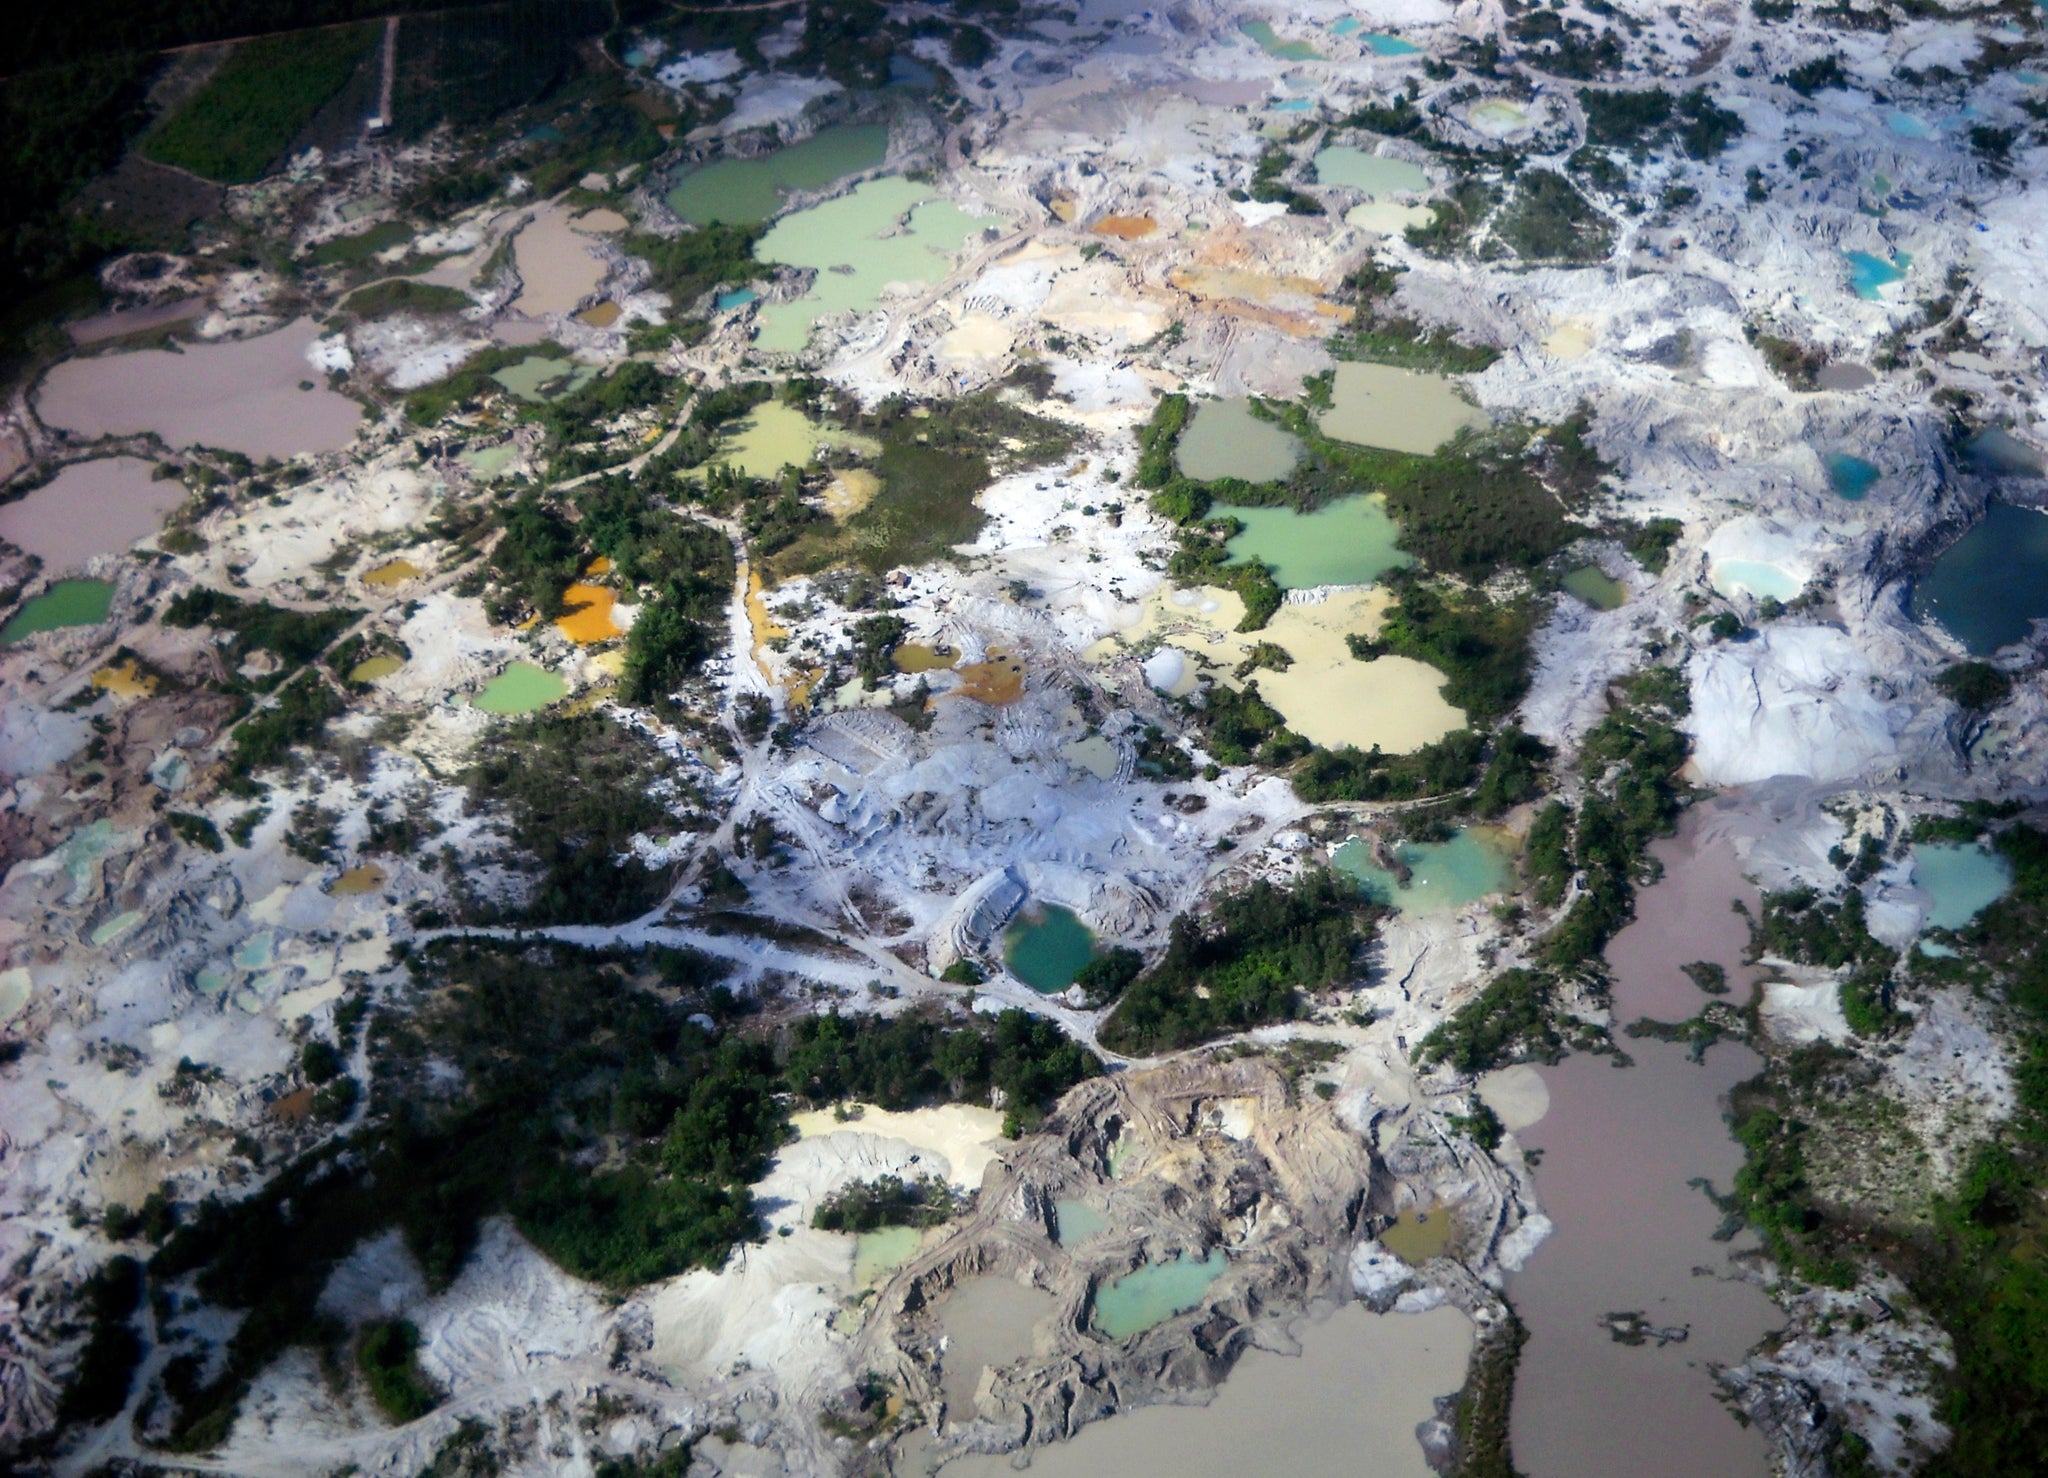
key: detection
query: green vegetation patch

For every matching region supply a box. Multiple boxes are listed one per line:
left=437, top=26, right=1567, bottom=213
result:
left=1099, top=869, right=1376, bottom=1054
left=337, top=279, right=472, bottom=320
left=1417, top=967, right=1562, bottom=1072
left=1492, top=170, right=1614, bottom=264
left=164, top=589, right=358, bottom=688
left=812, top=1174, right=957, bottom=1232
left=356, top=1318, right=440, bottom=1424
left=1351, top=577, right=1540, bottom=727
left=1578, top=87, right=1746, bottom=158
left=146, top=26, right=379, bottom=184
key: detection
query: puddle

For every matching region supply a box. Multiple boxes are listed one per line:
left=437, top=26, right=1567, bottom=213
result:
left=1318, top=362, right=1485, bottom=455
left=1914, top=842, right=2012, bottom=930
left=2, top=579, right=114, bottom=645
left=1824, top=451, right=1879, bottom=500
left=1815, top=362, right=1876, bottom=391
left=1560, top=566, right=1626, bottom=610
left=665, top=124, right=891, bottom=226
left=0, top=458, right=184, bottom=573
left=348, top=654, right=403, bottom=683
left=1312, top=147, right=1428, bottom=196
left=1709, top=559, right=1802, bottom=602
left=34, top=319, right=361, bottom=458
left=329, top=863, right=388, bottom=897
left=1845, top=249, right=1909, bottom=300
left=854, top=1226, right=922, bottom=1287
left=1512, top=812, right=1779, bottom=1478
left=575, top=300, right=623, bottom=328
left=474, top=661, right=568, bottom=714
left=557, top=582, right=622, bottom=644
left=954, top=648, right=1026, bottom=706
left=894, top=642, right=960, bottom=673
left=1005, top=905, right=1096, bottom=992
left=491, top=355, right=599, bottom=403
left=752, top=178, right=989, bottom=353
left=942, top=1304, right=1468, bottom=1478
left=1332, top=829, right=1512, bottom=915
left=1911, top=504, right=2048, bottom=654
left=1176, top=398, right=1301, bottom=483
left=938, top=1278, right=1053, bottom=1418
left=511, top=206, right=609, bottom=316
left=362, top=558, right=421, bottom=588
left=1222, top=494, right=1409, bottom=589
left=1379, top=1201, right=1458, bottom=1263
left=1090, top=214, right=1157, bottom=238
left=1241, top=20, right=1322, bottom=59
left=1092, top=1251, right=1227, bottom=1338
left=1053, top=1199, right=1108, bottom=1246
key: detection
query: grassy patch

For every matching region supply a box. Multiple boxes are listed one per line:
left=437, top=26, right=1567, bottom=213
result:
left=310, top=220, right=415, bottom=267
left=336, top=278, right=471, bottom=320
left=146, top=26, right=378, bottom=183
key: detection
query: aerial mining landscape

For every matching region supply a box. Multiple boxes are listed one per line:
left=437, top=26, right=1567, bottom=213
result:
left=0, top=0, right=2045, bottom=1473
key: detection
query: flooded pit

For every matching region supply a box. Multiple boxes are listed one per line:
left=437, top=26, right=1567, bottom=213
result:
left=328, top=863, right=388, bottom=897
left=1174, top=398, right=1301, bottom=483
left=1845, top=249, right=1910, bottom=300
left=1911, top=504, right=2048, bottom=654
left=1363, top=32, right=1423, bottom=55
left=93, top=660, right=157, bottom=699
left=1063, top=735, right=1118, bottom=780
left=752, top=178, right=989, bottom=353
left=854, top=1226, right=923, bottom=1287
left=1311, top=146, right=1428, bottom=196
left=1467, top=99, right=1531, bottom=135
left=34, top=319, right=361, bottom=458
left=954, top=649, right=1026, bottom=706
left=665, top=124, right=891, bottom=226
left=0, top=967, right=30, bottom=1025
left=1379, top=1201, right=1458, bottom=1263
left=348, top=654, right=403, bottom=683
left=361, top=558, right=421, bottom=588
left=1560, top=565, right=1626, bottom=610
left=711, top=400, right=877, bottom=480
left=575, top=300, right=623, bottom=328
left=474, top=661, right=568, bottom=714
left=1093, top=1251, right=1228, bottom=1339
left=510, top=206, right=610, bottom=317
left=1913, top=841, right=2012, bottom=930
left=1053, top=1199, right=1108, bottom=1246
left=938, top=1277, right=1054, bottom=1419
left=491, top=355, right=598, bottom=403
left=1710, top=559, right=1803, bottom=603
left=1333, top=829, right=1513, bottom=916
left=0, top=458, right=184, bottom=572
left=1317, top=362, right=1486, bottom=455
left=2, top=579, right=115, bottom=645
left=1221, top=494, right=1409, bottom=588
left=894, top=642, right=960, bottom=673
left=1816, top=362, right=1877, bottom=391
left=1824, top=451, right=1880, bottom=500
left=943, top=1303, right=1469, bottom=1478
left=1241, top=20, right=1322, bottom=59
left=1965, top=428, right=2045, bottom=477
left=1005, top=905, right=1097, bottom=992
left=1090, top=214, right=1157, bottom=239
left=1512, top=809, right=1779, bottom=1478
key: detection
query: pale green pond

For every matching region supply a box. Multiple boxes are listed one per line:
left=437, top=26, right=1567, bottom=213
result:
left=1222, top=495, right=1410, bottom=589
left=753, top=178, right=989, bottom=353
left=1333, top=829, right=1513, bottom=915
left=666, top=124, right=891, bottom=226
left=460, top=443, right=519, bottom=480
left=1317, top=362, right=1485, bottom=456
left=1561, top=566, right=1627, bottom=610
left=1914, top=842, right=2012, bottom=931
left=1176, top=398, right=1301, bottom=483
left=234, top=932, right=275, bottom=969
left=61, top=821, right=118, bottom=902
left=712, top=399, right=877, bottom=479
left=90, top=910, right=144, bottom=946
left=0, top=968, right=29, bottom=1025
left=1005, top=905, right=1096, bottom=993
left=854, top=1225, right=922, bottom=1287
left=491, top=356, right=598, bottom=403
left=1710, top=560, right=1803, bottom=602
left=1093, top=1251, right=1228, bottom=1338
left=194, top=967, right=230, bottom=996
left=1054, top=1199, right=1109, bottom=1246
left=474, top=661, right=569, bottom=714
left=1241, top=20, right=1321, bottom=59
left=1, top=579, right=114, bottom=645
left=1313, top=146, right=1428, bottom=196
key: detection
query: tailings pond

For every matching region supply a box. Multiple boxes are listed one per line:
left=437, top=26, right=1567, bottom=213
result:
left=1221, top=495, right=1409, bottom=588
left=0, top=458, right=184, bottom=572
left=1316, top=362, right=1485, bottom=455
left=1092, top=1251, right=1228, bottom=1338
left=1911, top=504, right=2048, bottom=654
left=35, top=319, right=362, bottom=458
left=1175, top=398, right=1300, bottom=483
left=666, top=124, right=890, bottom=226
left=1511, top=807, right=1779, bottom=1478
left=1914, top=841, right=2012, bottom=931
left=937, top=1277, right=1053, bottom=1421
left=1005, top=904, right=1096, bottom=992
left=752, top=178, right=987, bottom=353
left=1311, top=146, right=1428, bottom=195
left=942, top=1303, right=1470, bottom=1478
left=1332, top=829, right=1512, bottom=915
left=2, top=580, right=115, bottom=645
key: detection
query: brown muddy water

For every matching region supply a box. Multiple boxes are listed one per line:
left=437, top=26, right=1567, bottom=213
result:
left=0, top=457, right=184, bottom=572
left=1511, top=808, right=1778, bottom=1478
left=937, top=1277, right=1053, bottom=1421
left=35, top=319, right=361, bottom=458
left=940, top=1303, right=1471, bottom=1478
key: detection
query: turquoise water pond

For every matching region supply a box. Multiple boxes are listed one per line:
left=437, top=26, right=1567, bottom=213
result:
left=1711, top=560, right=1804, bottom=602
left=1888, top=113, right=1932, bottom=138
left=715, top=288, right=758, bottom=311
left=1005, top=905, right=1096, bottom=992
left=1093, top=1251, right=1227, bottom=1338
left=1825, top=452, right=1880, bottom=500
left=1054, top=1199, right=1109, bottom=1245
left=1222, top=495, right=1410, bottom=589
left=1845, top=249, right=1909, bottom=300
left=1911, top=504, right=2048, bottom=655
left=1915, top=843, right=2013, bottom=931
left=1363, top=32, right=1421, bottom=54
left=1270, top=98, right=1313, bottom=112
left=1332, top=830, right=1512, bottom=915
left=1, top=579, right=114, bottom=644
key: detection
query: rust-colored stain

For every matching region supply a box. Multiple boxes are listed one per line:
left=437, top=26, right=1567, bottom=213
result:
left=1090, top=214, right=1157, bottom=239
left=272, top=1087, right=315, bottom=1122
left=556, top=583, right=621, bottom=643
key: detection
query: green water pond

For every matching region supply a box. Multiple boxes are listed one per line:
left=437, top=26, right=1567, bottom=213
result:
left=1312, top=146, right=1428, bottom=195
left=1241, top=20, right=1321, bottom=58
left=1175, top=398, right=1300, bottom=483
left=1, top=579, right=114, bottom=644
left=1093, top=1251, right=1228, bottom=1338
left=491, top=356, right=598, bottom=403
left=474, top=661, right=569, bottom=714
left=1005, top=905, right=1096, bottom=992
left=1560, top=566, right=1626, bottom=610
left=854, top=1225, right=922, bottom=1286
left=1914, top=842, right=2013, bottom=931
left=1221, top=495, right=1410, bottom=589
left=1333, top=830, right=1512, bottom=915
left=666, top=124, right=890, bottom=226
